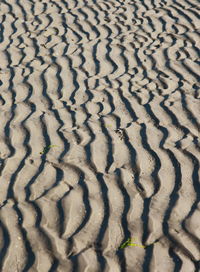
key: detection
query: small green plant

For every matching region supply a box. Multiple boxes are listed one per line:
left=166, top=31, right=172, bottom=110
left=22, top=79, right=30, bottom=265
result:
left=119, top=238, right=146, bottom=249
left=40, top=145, right=58, bottom=155
left=119, top=238, right=131, bottom=249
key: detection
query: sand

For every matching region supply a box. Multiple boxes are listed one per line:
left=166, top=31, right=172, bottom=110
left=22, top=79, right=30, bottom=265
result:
left=0, top=0, right=200, bottom=271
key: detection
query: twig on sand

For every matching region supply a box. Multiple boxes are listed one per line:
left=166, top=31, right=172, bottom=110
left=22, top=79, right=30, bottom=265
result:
left=16, top=255, right=19, bottom=272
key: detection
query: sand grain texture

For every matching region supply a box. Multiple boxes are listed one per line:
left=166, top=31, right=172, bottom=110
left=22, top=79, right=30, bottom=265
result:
left=0, top=0, right=200, bottom=271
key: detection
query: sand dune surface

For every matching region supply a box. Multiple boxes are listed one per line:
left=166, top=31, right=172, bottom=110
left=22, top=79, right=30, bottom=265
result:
left=0, top=0, right=200, bottom=271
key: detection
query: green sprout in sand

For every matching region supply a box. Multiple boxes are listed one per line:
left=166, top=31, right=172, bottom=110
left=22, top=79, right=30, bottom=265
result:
left=40, top=145, right=58, bottom=155
left=119, top=238, right=132, bottom=249
left=119, top=238, right=146, bottom=249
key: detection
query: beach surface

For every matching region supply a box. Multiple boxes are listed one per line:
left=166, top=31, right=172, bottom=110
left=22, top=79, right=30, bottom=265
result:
left=0, top=0, right=200, bottom=271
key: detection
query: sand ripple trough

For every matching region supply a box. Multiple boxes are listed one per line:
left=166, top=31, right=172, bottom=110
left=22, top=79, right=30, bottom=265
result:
left=0, top=0, right=200, bottom=271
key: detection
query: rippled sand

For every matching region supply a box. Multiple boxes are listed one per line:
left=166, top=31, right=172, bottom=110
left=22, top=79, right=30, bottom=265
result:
left=0, top=0, right=200, bottom=271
